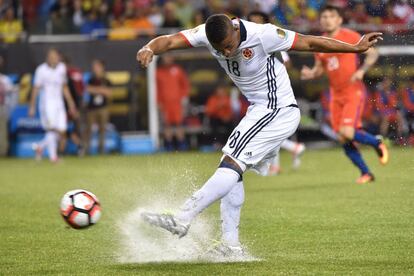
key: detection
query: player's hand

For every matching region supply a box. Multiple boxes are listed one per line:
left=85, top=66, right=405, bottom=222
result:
left=351, top=69, right=365, bottom=82
left=356, top=32, right=383, bottom=52
left=28, top=106, right=35, bottom=117
left=300, top=66, right=314, bottom=80
left=137, top=46, right=154, bottom=68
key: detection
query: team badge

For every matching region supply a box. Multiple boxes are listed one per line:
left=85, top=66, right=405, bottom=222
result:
left=277, top=28, right=286, bottom=39
left=242, top=48, right=254, bottom=60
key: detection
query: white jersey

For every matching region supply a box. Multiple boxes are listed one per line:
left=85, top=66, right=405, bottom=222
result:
left=180, top=19, right=297, bottom=109
left=34, top=62, right=67, bottom=109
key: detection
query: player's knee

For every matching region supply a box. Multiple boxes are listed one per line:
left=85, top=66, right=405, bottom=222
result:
left=339, top=127, right=355, bottom=141
left=219, top=155, right=245, bottom=181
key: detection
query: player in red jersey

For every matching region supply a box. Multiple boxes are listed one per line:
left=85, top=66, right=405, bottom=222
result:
left=301, top=5, right=389, bottom=184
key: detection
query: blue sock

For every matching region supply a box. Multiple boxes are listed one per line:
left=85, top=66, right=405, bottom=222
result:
left=343, top=142, right=370, bottom=175
left=353, top=130, right=380, bottom=148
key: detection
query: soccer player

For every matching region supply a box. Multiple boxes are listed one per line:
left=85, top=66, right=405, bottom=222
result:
left=29, top=48, right=78, bottom=162
left=137, top=14, right=382, bottom=256
left=301, top=5, right=389, bottom=184
left=156, top=54, right=190, bottom=151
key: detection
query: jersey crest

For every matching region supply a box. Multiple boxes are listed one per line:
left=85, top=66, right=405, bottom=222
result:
left=242, top=48, right=254, bottom=60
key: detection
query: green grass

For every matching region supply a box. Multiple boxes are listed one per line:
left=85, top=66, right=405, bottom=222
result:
left=1, top=147, right=414, bottom=275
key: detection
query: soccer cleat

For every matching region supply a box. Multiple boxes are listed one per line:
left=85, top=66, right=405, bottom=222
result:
left=141, top=211, right=189, bottom=238
left=376, top=142, right=389, bottom=166
left=292, top=143, right=306, bottom=169
left=356, top=173, right=375, bottom=184
left=205, top=241, right=245, bottom=259
left=32, top=143, right=43, bottom=161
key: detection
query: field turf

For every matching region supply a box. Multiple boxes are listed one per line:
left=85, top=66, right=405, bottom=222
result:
left=1, top=147, right=413, bottom=275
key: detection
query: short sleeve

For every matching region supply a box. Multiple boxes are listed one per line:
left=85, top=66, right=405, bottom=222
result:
left=33, top=66, right=44, bottom=88
left=260, top=23, right=297, bottom=54
left=179, top=24, right=208, bottom=48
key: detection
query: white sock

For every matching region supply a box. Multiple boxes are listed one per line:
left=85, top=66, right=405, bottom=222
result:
left=271, top=153, right=280, bottom=167
left=280, top=139, right=297, bottom=152
left=221, top=180, right=244, bottom=247
left=38, top=134, right=49, bottom=149
left=176, top=168, right=240, bottom=224
left=46, top=131, right=58, bottom=161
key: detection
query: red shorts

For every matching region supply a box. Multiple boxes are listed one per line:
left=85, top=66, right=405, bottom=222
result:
left=330, top=86, right=365, bottom=132
left=162, top=106, right=183, bottom=126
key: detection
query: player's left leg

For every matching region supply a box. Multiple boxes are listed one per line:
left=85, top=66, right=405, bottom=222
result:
left=220, top=178, right=244, bottom=248
left=339, top=93, right=388, bottom=165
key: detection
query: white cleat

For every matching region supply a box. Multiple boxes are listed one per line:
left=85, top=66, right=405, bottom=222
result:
left=204, top=242, right=245, bottom=260
left=292, top=143, right=306, bottom=170
left=141, top=212, right=189, bottom=238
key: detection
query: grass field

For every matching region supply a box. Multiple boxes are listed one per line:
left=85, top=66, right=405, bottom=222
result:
left=1, top=147, right=414, bottom=275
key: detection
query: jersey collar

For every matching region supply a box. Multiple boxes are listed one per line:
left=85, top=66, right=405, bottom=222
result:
left=238, top=19, right=247, bottom=47
left=232, top=17, right=247, bottom=47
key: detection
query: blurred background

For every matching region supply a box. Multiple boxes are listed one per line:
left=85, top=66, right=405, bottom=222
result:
left=0, top=0, right=413, bottom=157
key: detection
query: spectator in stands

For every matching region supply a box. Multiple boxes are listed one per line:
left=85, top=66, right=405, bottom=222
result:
left=393, top=0, right=414, bottom=25
left=80, top=11, right=105, bottom=35
left=112, top=0, right=124, bottom=19
left=402, top=77, right=414, bottom=134
left=205, top=84, right=234, bottom=149
left=0, top=55, right=15, bottom=156
left=0, top=6, right=23, bottom=43
left=366, top=0, right=386, bottom=22
left=383, top=3, right=406, bottom=32
left=129, top=7, right=154, bottom=36
left=50, top=0, right=73, bottom=34
left=349, top=3, right=370, bottom=24
left=84, top=59, right=112, bottom=154
left=375, top=77, right=404, bottom=139
left=161, top=2, right=182, bottom=28
left=72, top=0, right=84, bottom=31
left=97, top=1, right=111, bottom=28
left=0, top=0, right=9, bottom=18
left=156, top=54, right=190, bottom=151
left=62, top=56, right=85, bottom=156
left=175, top=0, right=193, bottom=28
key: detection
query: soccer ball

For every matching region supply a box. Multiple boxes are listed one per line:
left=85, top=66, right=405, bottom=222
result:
left=60, top=189, right=101, bottom=229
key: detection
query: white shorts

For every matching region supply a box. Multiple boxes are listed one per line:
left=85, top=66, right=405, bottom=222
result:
left=39, top=103, right=67, bottom=132
left=222, top=104, right=300, bottom=175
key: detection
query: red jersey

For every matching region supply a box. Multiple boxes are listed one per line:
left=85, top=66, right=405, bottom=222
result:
left=156, top=64, right=190, bottom=109
left=205, top=94, right=233, bottom=122
left=315, top=28, right=362, bottom=95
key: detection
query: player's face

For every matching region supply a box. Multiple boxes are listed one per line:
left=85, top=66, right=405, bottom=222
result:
left=320, top=10, right=342, bottom=33
left=211, top=27, right=239, bottom=58
left=47, top=50, right=60, bottom=67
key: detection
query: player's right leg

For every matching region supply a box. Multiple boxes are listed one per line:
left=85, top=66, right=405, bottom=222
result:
left=141, top=155, right=244, bottom=238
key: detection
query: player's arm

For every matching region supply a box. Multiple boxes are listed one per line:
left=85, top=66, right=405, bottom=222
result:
left=137, top=33, right=191, bottom=68
left=63, top=84, right=78, bottom=117
left=87, top=85, right=111, bottom=96
left=292, top=32, right=383, bottom=53
left=301, top=58, right=324, bottom=80
left=28, top=85, right=40, bottom=117
left=351, top=47, right=379, bottom=82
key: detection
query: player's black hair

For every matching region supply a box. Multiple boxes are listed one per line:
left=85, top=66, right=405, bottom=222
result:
left=320, top=4, right=344, bottom=18
left=247, top=11, right=270, bottom=23
left=205, top=14, right=233, bottom=44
